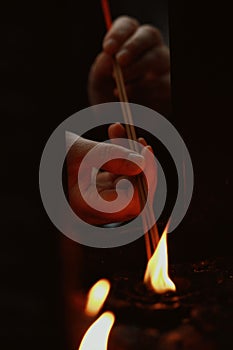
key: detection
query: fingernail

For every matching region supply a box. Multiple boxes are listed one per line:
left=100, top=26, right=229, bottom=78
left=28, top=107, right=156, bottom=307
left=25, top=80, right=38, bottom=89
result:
left=138, top=137, right=147, bottom=146
left=147, top=145, right=154, bottom=153
left=127, top=153, right=145, bottom=168
left=116, top=49, right=129, bottom=65
left=103, top=38, right=117, bottom=52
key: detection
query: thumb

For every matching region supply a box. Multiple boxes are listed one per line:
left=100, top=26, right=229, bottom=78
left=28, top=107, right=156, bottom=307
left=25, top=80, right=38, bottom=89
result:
left=66, top=131, right=145, bottom=176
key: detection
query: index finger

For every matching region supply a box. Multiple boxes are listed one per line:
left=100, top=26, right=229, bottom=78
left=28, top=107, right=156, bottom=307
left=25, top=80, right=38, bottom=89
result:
left=103, top=16, right=139, bottom=55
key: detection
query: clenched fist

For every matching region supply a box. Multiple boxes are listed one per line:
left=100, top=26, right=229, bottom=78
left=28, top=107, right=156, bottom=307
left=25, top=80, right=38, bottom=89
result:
left=88, top=16, right=171, bottom=115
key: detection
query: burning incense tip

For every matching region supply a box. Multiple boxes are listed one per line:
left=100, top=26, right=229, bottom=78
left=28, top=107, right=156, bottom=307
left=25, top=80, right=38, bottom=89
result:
left=101, top=0, right=112, bottom=30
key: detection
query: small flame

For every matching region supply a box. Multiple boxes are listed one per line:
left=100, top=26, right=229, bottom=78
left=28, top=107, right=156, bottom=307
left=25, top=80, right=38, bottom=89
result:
left=85, top=279, right=111, bottom=317
left=144, top=224, right=176, bottom=293
left=78, top=312, right=115, bottom=350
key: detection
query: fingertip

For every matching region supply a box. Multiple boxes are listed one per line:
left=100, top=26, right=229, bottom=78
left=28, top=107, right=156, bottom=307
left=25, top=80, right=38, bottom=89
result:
left=108, top=122, right=126, bottom=139
left=141, top=145, right=154, bottom=158
left=116, top=49, right=130, bottom=66
left=103, top=16, right=139, bottom=57
left=103, top=38, right=118, bottom=54
left=146, top=145, right=154, bottom=153
left=138, top=137, right=147, bottom=147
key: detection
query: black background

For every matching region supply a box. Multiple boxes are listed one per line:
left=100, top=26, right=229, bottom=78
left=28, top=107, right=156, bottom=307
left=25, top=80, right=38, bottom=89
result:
left=1, top=1, right=232, bottom=349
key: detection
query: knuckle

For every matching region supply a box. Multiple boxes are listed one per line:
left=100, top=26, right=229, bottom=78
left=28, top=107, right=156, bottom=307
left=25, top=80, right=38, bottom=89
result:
left=112, top=16, right=139, bottom=38
left=125, top=35, right=141, bottom=52
left=156, top=46, right=170, bottom=71
left=141, top=25, right=163, bottom=43
left=116, top=15, right=140, bottom=29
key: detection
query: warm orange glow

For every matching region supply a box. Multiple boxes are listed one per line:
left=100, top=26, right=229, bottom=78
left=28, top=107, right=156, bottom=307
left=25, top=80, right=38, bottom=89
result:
left=85, top=279, right=111, bottom=317
left=144, top=224, right=176, bottom=293
left=78, top=312, right=115, bottom=350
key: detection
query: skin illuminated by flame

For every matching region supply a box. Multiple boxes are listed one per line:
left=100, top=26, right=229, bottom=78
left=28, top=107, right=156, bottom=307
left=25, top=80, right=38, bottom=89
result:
left=85, top=279, right=111, bottom=316
left=144, top=224, right=176, bottom=293
left=78, top=312, right=115, bottom=350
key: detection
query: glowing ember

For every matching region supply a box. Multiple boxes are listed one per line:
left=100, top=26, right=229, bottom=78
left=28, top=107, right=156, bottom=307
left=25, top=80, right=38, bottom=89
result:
left=78, top=312, right=115, bottom=350
left=144, top=223, right=176, bottom=293
left=85, top=279, right=111, bottom=317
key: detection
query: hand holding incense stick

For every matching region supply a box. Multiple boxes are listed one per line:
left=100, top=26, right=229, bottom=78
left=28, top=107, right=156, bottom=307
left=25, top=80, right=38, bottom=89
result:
left=101, top=0, right=160, bottom=259
left=89, top=3, right=171, bottom=115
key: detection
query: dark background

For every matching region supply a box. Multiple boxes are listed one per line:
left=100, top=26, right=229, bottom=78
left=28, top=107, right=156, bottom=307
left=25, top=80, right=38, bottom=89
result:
left=1, top=0, right=232, bottom=349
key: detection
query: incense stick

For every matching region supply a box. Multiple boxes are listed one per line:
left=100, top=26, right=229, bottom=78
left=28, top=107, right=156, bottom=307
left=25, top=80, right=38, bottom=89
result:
left=101, top=0, right=159, bottom=259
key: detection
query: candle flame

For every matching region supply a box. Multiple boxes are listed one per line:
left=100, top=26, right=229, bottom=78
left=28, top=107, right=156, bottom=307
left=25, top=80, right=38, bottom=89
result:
left=144, top=223, right=176, bottom=293
left=85, top=279, right=111, bottom=316
left=78, top=312, right=115, bottom=350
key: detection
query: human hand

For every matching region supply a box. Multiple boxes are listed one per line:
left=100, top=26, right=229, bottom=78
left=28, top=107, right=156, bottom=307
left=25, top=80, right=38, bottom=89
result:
left=66, top=126, right=157, bottom=225
left=88, top=16, right=171, bottom=115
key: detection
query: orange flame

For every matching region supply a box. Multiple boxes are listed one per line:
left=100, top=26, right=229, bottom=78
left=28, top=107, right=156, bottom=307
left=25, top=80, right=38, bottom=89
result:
left=85, top=279, right=111, bottom=317
left=144, top=223, right=176, bottom=293
left=78, top=312, right=115, bottom=350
